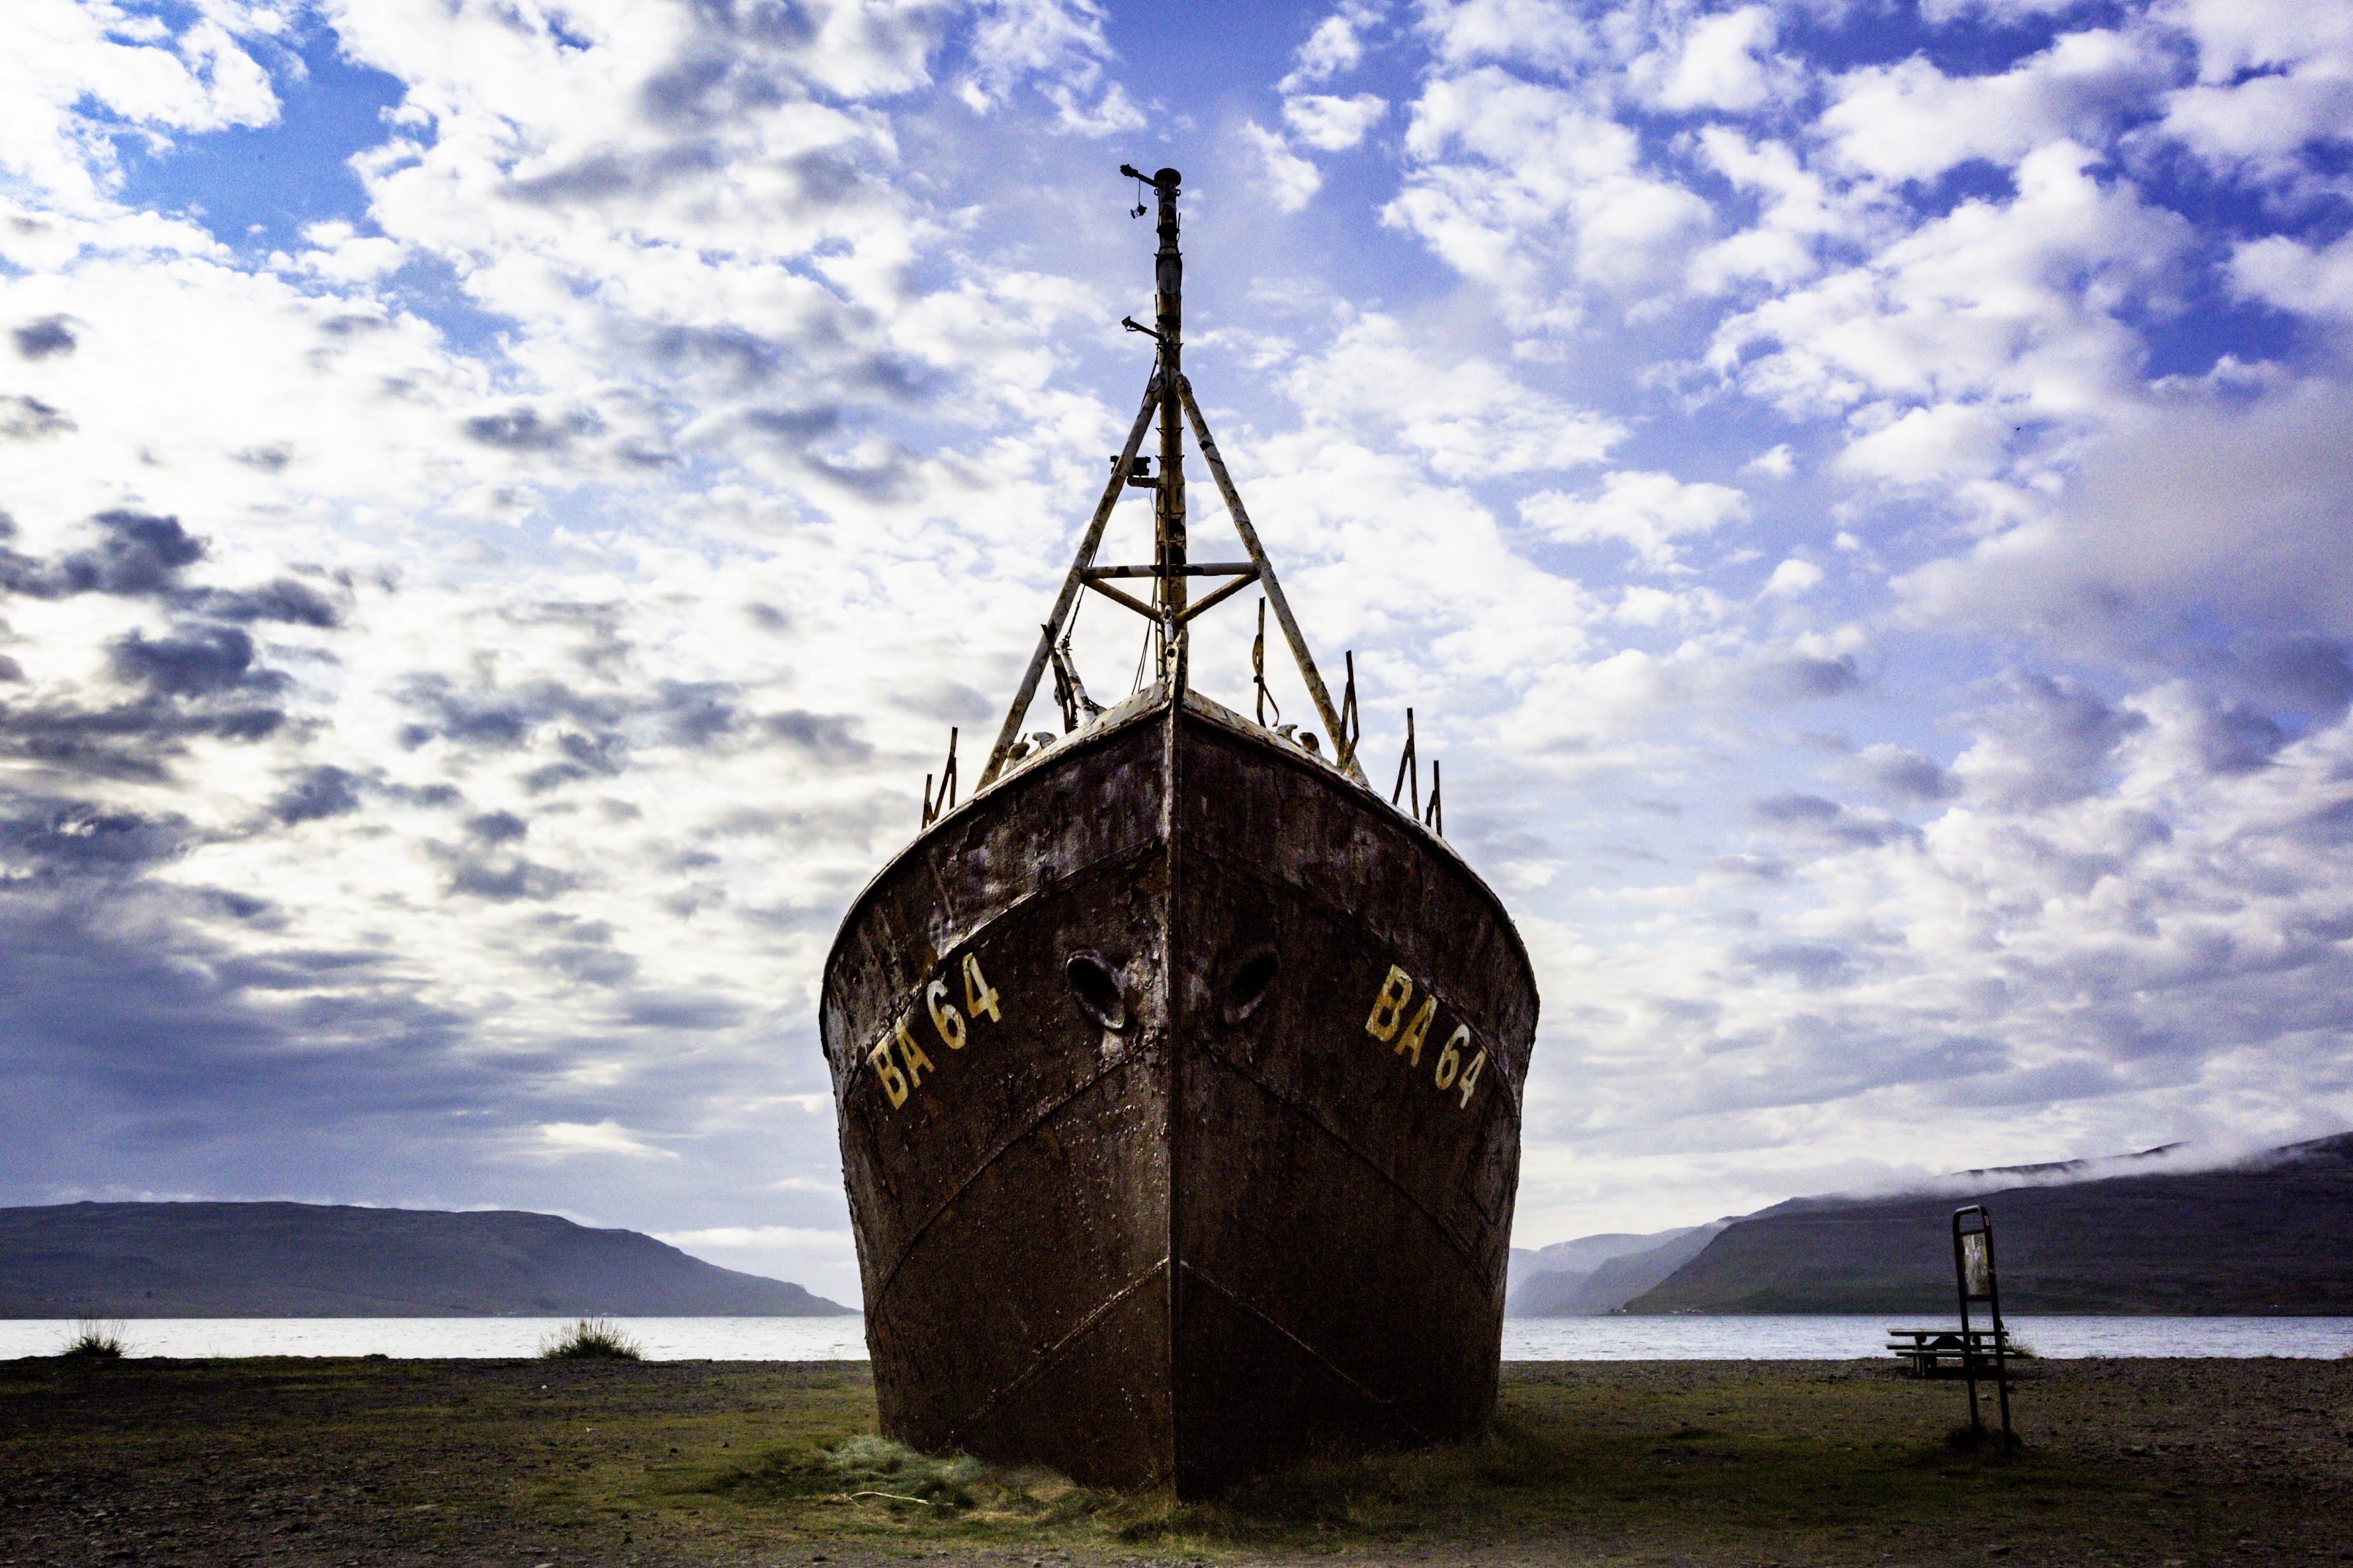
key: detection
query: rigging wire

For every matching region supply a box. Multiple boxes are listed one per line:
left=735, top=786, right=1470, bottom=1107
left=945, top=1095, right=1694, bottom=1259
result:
left=1130, top=615, right=1153, bottom=695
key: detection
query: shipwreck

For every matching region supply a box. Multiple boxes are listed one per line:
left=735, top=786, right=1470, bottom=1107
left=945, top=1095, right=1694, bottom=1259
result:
left=820, top=166, right=1540, bottom=1496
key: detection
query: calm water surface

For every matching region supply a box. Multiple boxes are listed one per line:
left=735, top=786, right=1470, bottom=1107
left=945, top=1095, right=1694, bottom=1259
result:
left=4, top=1315, right=2348, bottom=1361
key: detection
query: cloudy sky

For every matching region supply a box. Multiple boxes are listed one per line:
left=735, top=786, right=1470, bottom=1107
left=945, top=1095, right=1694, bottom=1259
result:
left=4, top=0, right=2350, bottom=1307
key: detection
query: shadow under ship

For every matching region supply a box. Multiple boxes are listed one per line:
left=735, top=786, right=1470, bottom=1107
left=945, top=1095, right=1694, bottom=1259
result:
left=820, top=166, right=1540, bottom=1497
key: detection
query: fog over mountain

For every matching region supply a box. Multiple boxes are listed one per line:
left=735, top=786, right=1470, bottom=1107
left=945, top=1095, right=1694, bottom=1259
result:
left=4, top=0, right=2352, bottom=1306
left=1625, top=1132, right=2353, bottom=1315
left=1508, top=1132, right=2353, bottom=1315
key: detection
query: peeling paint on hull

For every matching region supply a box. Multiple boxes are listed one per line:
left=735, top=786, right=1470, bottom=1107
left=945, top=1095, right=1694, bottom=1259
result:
left=821, top=686, right=1538, bottom=1497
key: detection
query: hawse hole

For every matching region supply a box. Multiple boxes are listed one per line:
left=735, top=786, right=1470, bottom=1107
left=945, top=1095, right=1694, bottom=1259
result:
left=1065, top=951, right=1127, bottom=1030
left=1224, top=946, right=1280, bottom=1023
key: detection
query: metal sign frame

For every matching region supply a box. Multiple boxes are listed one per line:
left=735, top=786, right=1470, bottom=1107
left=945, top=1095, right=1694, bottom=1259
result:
left=1950, top=1204, right=2013, bottom=1446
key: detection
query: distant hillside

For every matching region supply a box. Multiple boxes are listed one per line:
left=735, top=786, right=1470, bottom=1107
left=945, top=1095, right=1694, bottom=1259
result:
left=1524, top=1224, right=1729, bottom=1315
left=1506, top=1230, right=1667, bottom=1315
left=1623, top=1133, right=2353, bottom=1315
left=0, top=1202, right=854, bottom=1318
left=1507, top=1225, right=1726, bottom=1316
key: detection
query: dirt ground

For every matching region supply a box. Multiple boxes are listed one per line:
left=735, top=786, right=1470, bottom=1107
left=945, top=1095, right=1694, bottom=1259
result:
left=2, top=1355, right=2349, bottom=1567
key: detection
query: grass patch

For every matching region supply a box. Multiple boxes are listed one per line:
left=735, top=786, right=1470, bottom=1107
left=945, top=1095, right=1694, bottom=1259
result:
left=551, top=1364, right=2159, bottom=1562
left=11, top=1357, right=2285, bottom=1568
left=702, top=1433, right=1098, bottom=1522
left=537, top=1317, right=643, bottom=1360
left=59, top=1316, right=125, bottom=1361
left=1105, top=1430, right=1531, bottom=1546
left=651, top=1377, right=2119, bottom=1560
left=676, top=1416, right=1747, bottom=1551
left=1945, top=1422, right=2028, bottom=1456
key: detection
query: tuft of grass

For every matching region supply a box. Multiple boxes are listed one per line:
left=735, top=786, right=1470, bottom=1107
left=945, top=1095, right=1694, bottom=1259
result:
left=59, top=1316, right=125, bottom=1361
left=643, top=1369, right=2117, bottom=1558
left=538, top=1316, right=643, bottom=1360
left=687, top=1420, right=1586, bottom=1551
left=701, top=1432, right=1098, bottom=1525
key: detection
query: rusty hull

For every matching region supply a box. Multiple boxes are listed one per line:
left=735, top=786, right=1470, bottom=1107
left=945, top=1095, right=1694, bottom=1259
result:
left=820, top=685, right=1538, bottom=1497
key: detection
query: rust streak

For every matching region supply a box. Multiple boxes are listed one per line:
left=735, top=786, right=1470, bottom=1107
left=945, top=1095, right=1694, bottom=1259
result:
left=1198, top=1036, right=1497, bottom=1292
left=865, top=1049, right=1151, bottom=1313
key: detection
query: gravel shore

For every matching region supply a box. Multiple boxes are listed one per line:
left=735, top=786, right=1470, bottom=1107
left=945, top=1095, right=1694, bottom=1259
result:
left=3, top=1355, right=2347, bottom=1566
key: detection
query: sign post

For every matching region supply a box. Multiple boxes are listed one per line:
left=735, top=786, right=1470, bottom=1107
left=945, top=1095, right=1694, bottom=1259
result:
left=1950, top=1204, right=2012, bottom=1446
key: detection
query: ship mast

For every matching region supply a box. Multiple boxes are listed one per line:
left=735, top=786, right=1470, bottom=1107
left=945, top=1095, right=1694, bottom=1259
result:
left=975, top=165, right=1369, bottom=794
left=1149, top=166, right=1187, bottom=678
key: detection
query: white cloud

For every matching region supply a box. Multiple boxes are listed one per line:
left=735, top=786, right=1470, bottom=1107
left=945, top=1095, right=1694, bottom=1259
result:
left=0, top=0, right=280, bottom=210
left=290, top=221, right=406, bottom=283
left=1628, top=6, right=1789, bottom=113
left=2156, top=0, right=2353, bottom=184
left=1688, top=128, right=1863, bottom=293
left=1279, top=2, right=1382, bottom=91
left=8, top=0, right=2353, bottom=1278
left=1832, top=743, right=1961, bottom=806
left=1517, top=675, right=2353, bottom=1230
left=1284, top=91, right=1389, bottom=152
left=538, top=1120, right=679, bottom=1159
left=1386, top=67, right=1712, bottom=317
left=1285, top=315, right=1626, bottom=477
left=1710, top=143, right=2191, bottom=462
left=1835, top=401, right=2012, bottom=486
left=1243, top=120, right=1323, bottom=212
left=658, top=1223, right=860, bottom=1304
left=1898, top=376, right=2353, bottom=655
left=2231, top=233, right=2353, bottom=325
left=1415, top=0, right=1599, bottom=72
left=962, top=0, right=1144, bottom=134
left=1819, top=28, right=2164, bottom=183
left=661, top=1223, right=852, bottom=1251
left=1921, top=0, right=2095, bottom=20
left=1522, top=471, right=1750, bottom=569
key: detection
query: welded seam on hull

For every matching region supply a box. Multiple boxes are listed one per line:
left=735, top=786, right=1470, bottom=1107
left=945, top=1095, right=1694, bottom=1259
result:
left=1189, top=846, right=1528, bottom=1121
left=936, top=1259, right=1169, bottom=1462
left=1175, top=701, right=1538, bottom=987
left=1163, top=641, right=1187, bottom=1486
left=1187, top=688, right=1458, bottom=864
left=820, top=686, right=1173, bottom=990
left=1198, top=1040, right=1499, bottom=1294
left=864, top=1051, right=1148, bottom=1313
left=1176, top=1261, right=1434, bottom=1443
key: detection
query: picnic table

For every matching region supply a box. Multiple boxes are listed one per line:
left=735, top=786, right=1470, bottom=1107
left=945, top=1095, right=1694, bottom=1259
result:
left=1885, top=1326, right=2024, bottom=1376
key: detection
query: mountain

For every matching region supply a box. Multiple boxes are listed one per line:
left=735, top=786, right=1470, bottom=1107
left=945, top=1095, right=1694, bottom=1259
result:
left=1506, top=1225, right=1727, bottom=1316
left=1622, top=1132, right=2353, bottom=1315
left=1505, top=1230, right=1662, bottom=1314
left=0, top=1202, right=855, bottom=1318
left=1522, top=1223, right=1729, bottom=1315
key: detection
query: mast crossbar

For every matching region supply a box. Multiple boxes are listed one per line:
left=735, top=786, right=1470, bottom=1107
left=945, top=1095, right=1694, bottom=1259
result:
left=1178, top=568, right=1261, bottom=624
left=1084, top=562, right=1255, bottom=579
left=1080, top=576, right=1160, bottom=620
left=1085, top=569, right=1259, bottom=624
